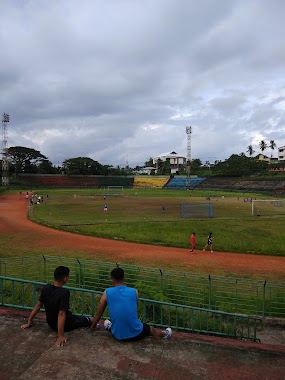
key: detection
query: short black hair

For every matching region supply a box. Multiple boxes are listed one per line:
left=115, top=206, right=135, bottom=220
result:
left=54, top=266, right=70, bottom=281
left=111, top=267, right=124, bottom=281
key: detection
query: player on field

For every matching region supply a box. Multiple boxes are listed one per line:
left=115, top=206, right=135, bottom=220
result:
left=21, top=266, right=94, bottom=347
left=104, top=203, right=108, bottom=212
left=92, top=268, right=172, bottom=341
left=203, top=232, right=213, bottom=253
left=190, top=232, right=196, bottom=253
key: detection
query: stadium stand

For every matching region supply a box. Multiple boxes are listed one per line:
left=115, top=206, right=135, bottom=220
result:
left=17, top=174, right=134, bottom=188
left=195, top=177, right=285, bottom=193
left=95, top=176, right=134, bottom=188
left=133, top=177, right=169, bottom=189
left=165, top=177, right=205, bottom=190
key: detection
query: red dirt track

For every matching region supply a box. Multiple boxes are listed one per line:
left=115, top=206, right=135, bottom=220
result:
left=1, top=194, right=285, bottom=280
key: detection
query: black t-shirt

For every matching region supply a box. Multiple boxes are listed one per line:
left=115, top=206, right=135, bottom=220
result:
left=39, top=284, right=72, bottom=329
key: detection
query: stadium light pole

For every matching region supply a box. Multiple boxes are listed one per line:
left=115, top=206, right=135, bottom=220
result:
left=186, top=126, right=192, bottom=190
left=2, top=113, right=10, bottom=187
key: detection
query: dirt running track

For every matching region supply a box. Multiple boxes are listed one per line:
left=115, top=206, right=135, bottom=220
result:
left=1, top=194, right=285, bottom=280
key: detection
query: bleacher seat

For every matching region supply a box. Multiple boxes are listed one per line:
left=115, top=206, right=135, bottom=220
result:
left=133, top=177, right=169, bottom=189
left=165, top=177, right=205, bottom=190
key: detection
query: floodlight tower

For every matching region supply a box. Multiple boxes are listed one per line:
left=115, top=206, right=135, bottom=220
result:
left=2, top=113, right=9, bottom=186
left=186, top=126, right=192, bottom=190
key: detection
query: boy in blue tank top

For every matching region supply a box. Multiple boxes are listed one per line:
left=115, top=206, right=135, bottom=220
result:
left=92, top=268, right=172, bottom=341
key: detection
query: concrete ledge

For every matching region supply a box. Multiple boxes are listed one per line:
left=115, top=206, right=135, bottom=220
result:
left=0, top=307, right=285, bottom=380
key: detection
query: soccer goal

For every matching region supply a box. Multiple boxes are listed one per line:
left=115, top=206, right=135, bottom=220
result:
left=251, top=199, right=284, bottom=216
left=180, top=203, right=214, bottom=218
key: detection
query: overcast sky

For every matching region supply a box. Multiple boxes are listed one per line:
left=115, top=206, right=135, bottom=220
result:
left=1, top=0, right=284, bottom=167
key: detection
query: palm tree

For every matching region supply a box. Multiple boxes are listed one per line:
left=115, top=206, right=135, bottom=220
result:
left=247, top=145, right=255, bottom=157
left=259, top=140, right=268, bottom=155
left=269, top=140, right=277, bottom=158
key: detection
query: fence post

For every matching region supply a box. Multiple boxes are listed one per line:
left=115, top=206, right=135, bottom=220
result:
left=0, top=278, right=3, bottom=305
left=262, top=281, right=267, bottom=317
left=42, top=256, right=46, bottom=282
left=77, top=259, right=81, bottom=287
left=208, top=275, right=211, bottom=309
left=22, top=257, right=24, bottom=279
left=159, top=269, right=163, bottom=291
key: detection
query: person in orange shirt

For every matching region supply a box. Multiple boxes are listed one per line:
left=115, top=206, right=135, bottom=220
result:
left=190, top=232, right=196, bottom=253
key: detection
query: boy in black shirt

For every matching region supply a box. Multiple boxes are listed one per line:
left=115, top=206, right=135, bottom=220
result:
left=21, top=266, right=94, bottom=346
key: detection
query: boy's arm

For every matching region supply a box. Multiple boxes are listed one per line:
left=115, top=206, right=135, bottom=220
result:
left=21, top=301, right=43, bottom=329
left=55, top=310, right=67, bottom=347
left=91, top=291, right=107, bottom=328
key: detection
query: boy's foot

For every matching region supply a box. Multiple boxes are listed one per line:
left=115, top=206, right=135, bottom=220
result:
left=203, top=249, right=205, bottom=251
left=164, top=327, right=172, bottom=338
left=104, top=319, right=112, bottom=331
left=211, top=250, right=214, bottom=253
left=190, top=249, right=193, bottom=253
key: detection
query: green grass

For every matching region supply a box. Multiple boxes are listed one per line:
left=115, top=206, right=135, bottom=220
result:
left=28, top=189, right=285, bottom=256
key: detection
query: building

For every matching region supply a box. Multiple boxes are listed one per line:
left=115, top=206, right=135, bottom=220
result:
left=278, top=146, right=285, bottom=162
left=153, top=151, right=187, bottom=174
left=255, top=153, right=271, bottom=163
left=137, top=167, right=156, bottom=175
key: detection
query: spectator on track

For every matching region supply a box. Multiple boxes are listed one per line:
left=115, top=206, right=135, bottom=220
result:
left=91, top=268, right=172, bottom=341
left=21, top=266, right=95, bottom=347
left=190, top=232, right=196, bottom=253
left=203, top=232, right=213, bottom=253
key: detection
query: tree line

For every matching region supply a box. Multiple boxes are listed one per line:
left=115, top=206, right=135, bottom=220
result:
left=0, top=141, right=280, bottom=178
left=0, top=146, right=131, bottom=177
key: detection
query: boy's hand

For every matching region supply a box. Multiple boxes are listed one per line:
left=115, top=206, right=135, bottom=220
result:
left=55, top=336, right=67, bottom=347
left=21, top=321, right=33, bottom=329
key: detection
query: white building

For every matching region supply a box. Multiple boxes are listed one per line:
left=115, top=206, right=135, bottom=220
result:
left=278, top=146, right=285, bottom=162
left=153, top=151, right=187, bottom=174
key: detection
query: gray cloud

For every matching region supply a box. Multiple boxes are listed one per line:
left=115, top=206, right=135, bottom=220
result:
left=1, top=0, right=285, bottom=167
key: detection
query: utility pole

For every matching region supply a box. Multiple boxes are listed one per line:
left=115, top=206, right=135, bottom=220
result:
left=186, top=126, right=192, bottom=190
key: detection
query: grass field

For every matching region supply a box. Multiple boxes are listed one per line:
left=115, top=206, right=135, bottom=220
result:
left=28, top=188, right=285, bottom=256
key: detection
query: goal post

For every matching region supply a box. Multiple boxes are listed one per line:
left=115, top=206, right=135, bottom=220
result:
left=252, top=199, right=284, bottom=216
left=180, top=203, right=214, bottom=218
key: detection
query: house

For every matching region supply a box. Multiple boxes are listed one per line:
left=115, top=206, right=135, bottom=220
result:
left=255, top=153, right=271, bottom=163
left=153, top=151, right=187, bottom=174
left=137, top=167, right=156, bottom=175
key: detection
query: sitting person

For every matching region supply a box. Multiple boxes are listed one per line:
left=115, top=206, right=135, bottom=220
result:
left=21, top=266, right=94, bottom=346
left=92, top=267, right=172, bottom=340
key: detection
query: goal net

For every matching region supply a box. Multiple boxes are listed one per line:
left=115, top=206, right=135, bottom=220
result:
left=252, top=199, right=284, bottom=216
left=180, top=203, right=214, bottom=218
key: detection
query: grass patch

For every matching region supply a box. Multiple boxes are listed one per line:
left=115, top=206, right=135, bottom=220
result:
left=27, top=190, right=285, bottom=256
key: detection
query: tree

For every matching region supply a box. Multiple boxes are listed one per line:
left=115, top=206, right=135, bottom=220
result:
left=259, top=140, right=267, bottom=154
left=247, top=145, right=255, bottom=157
left=191, top=158, right=202, bottom=170
left=144, top=157, right=154, bottom=167
left=62, top=157, right=103, bottom=175
left=37, top=160, right=57, bottom=174
left=8, top=146, right=48, bottom=176
left=157, top=159, right=171, bottom=175
left=213, top=153, right=267, bottom=176
left=269, top=140, right=277, bottom=158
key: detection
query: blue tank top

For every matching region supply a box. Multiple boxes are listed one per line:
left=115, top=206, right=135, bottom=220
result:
left=106, top=286, right=143, bottom=340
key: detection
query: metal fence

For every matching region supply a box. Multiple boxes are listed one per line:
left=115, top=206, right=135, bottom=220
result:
left=0, top=255, right=284, bottom=318
left=0, top=276, right=260, bottom=341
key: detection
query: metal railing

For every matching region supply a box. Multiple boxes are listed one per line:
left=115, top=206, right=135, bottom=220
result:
left=0, top=276, right=260, bottom=341
left=0, top=255, right=284, bottom=317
